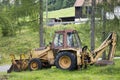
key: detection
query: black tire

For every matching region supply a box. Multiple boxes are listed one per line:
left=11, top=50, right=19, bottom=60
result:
left=55, top=52, right=76, bottom=70
left=28, top=58, right=42, bottom=71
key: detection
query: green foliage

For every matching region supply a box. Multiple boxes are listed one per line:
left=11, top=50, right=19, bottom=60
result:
left=13, top=0, right=39, bottom=18
left=0, top=12, right=16, bottom=36
left=47, top=0, right=75, bottom=11
left=0, top=0, right=40, bottom=36
left=96, top=1, right=120, bottom=50
left=54, top=0, right=63, bottom=10
left=62, top=0, right=75, bottom=8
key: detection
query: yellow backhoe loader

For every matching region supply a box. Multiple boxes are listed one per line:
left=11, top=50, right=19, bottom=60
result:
left=7, top=29, right=117, bottom=73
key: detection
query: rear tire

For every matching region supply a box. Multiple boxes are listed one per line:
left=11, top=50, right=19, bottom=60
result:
left=28, top=58, right=42, bottom=71
left=55, top=52, right=76, bottom=70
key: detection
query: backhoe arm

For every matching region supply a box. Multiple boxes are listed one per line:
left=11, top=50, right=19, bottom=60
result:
left=91, top=32, right=117, bottom=63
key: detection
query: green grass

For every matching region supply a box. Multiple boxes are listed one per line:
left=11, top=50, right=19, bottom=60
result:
left=44, top=7, right=74, bottom=18
left=0, top=30, right=40, bottom=64
left=0, top=60, right=120, bottom=80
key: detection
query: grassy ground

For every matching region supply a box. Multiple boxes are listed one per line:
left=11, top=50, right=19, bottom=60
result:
left=0, top=29, right=39, bottom=65
left=0, top=60, right=120, bottom=80
left=44, top=7, right=74, bottom=18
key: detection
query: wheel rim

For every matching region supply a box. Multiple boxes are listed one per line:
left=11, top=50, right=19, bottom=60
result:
left=59, top=56, right=71, bottom=69
left=30, top=61, right=38, bottom=70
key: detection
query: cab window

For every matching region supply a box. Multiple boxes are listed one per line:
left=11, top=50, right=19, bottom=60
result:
left=67, top=32, right=81, bottom=48
left=54, top=33, right=63, bottom=47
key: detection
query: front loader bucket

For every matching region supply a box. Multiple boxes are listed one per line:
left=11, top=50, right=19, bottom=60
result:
left=7, top=62, right=21, bottom=73
left=7, top=54, right=29, bottom=73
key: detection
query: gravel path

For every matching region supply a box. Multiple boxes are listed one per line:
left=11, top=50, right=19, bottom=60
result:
left=0, top=65, right=11, bottom=72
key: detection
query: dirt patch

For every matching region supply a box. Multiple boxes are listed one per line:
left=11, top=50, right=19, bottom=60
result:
left=0, top=75, right=8, bottom=80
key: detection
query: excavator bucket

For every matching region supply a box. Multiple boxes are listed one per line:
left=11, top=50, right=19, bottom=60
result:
left=95, top=60, right=115, bottom=66
left=7, top=54, right=29, bottom=73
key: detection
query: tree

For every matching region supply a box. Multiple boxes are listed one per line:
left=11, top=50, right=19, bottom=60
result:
left=39, top=0, right=44, bottom=47
left=54, top=0, right=63, bottom=10
left=62, top=0, right=67, bottom=8
left=96, top=0, right=120, bottom=50
left=60, top=0, right=75, bottom=9
left=90, top=0, right=96, bottom=52
left=47, top=0, right=76, bottom=11
left=0, top=0, right=16, bottom=36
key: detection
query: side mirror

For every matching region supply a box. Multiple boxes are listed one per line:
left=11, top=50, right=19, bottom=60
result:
left=82, top=46, right=88, bottom=52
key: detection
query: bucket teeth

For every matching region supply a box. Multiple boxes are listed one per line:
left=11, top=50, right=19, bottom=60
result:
left=8, top=54, right=28, bottom=73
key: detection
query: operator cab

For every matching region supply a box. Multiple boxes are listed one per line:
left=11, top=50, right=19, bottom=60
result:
left=52, top=29, right=82, bottom=49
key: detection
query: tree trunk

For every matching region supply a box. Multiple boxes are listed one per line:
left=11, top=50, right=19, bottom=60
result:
left=102, top=8, right=106, bottom=60
left=90, top=0, right=96, bottom=52
left=39, top=0, right=44, bottom=47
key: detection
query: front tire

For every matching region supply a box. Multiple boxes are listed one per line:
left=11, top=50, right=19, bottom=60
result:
left=28, top=58, right=42, bottom=71
left=55, top=52, right=76, bottom=70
